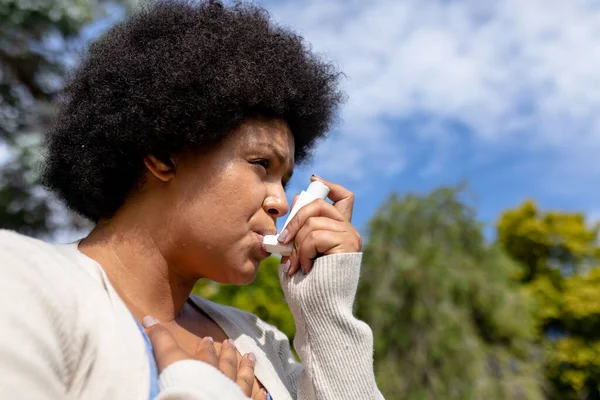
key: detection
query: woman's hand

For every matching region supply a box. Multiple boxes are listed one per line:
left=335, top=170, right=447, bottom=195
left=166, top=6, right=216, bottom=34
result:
left=144, top=316, right=267, bottom=399
left=279, top=175, right=362, bottom=276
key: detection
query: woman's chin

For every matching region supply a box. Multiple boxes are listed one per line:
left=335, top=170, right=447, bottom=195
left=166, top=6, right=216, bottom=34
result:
left=228, top=259, right=261, bottom=285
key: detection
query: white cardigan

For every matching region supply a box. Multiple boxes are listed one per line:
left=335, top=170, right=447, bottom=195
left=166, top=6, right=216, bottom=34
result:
left=0, top=229, right=381, bottom=399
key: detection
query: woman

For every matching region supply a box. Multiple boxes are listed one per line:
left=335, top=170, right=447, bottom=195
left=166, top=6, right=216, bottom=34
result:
left=0, top=1, right=381, bottom=399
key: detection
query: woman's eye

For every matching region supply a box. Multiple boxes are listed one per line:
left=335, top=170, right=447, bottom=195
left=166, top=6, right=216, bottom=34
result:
left=252, top=159, right=270, bottom=171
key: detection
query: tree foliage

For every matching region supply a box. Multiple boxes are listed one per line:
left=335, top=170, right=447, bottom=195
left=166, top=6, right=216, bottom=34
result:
left=0, top=0, right=132, bottom=237
left=497, top=200, right=598, bottom=282
left=356, top=187, right=543, bottom=399
left=497, top=200, right=600, bottom=399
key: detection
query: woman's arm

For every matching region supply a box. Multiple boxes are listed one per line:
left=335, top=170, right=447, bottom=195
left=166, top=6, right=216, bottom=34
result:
left=274, top=177, right=383, bottom=399
left=279, top=253, right=382, bottom=400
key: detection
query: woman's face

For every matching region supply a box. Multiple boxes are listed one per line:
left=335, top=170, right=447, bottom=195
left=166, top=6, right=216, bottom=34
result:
left=156, top=118, right=294, bottom=285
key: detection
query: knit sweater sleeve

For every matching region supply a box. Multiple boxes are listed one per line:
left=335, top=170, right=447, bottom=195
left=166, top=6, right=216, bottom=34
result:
left=156, top=360, right=251, bottom=400
left=0, top=235, right=74, bottom=399
left=278, top=253, right=382, bottom=400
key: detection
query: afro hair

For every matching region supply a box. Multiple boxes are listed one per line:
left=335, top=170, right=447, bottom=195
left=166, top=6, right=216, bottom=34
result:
left=43, top=0, right=344, bottom=222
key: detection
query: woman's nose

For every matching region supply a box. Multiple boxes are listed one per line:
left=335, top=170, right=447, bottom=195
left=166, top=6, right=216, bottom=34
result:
left=263, top=190, right=289, bottom=219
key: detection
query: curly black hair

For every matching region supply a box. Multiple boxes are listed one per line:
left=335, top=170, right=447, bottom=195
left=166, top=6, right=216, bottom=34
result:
left=42, top=0, right=344, bottom=222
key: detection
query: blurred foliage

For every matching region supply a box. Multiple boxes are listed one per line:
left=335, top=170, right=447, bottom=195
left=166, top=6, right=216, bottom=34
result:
left=192, top=256, right=296, bottom=341
left=0, top=132, right=54, bottom=235
left=497, top=200, right=599, bottom=282
left=0, top=0, right=134, bottom=236
left=497, top=200, right=600, bottom=399
left=355, top=186, right=544, bottom=399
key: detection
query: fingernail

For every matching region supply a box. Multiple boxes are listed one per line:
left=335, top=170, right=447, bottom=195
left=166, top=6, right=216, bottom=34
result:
left=205, top=336, right=214, bottom=343
left=142, top=316, right=157, bottom=328
left=248, top=353, right=256, bottom=363
left=277, top=229, right=288, bottom=243
left=280, top=259, right=291, bottom=273
left=226, top=338, right=234, bottom=346
left=311, top=174, right=322, bottom=180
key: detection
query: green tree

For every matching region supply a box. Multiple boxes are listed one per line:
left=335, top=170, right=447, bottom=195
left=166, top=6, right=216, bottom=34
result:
left=497, top=200, right=598, bottom=282
left=0, top=0, right=133, bottom=237
left=356, top=187, right=544, bottom=399
left=497, top=200, right=600, bottom=399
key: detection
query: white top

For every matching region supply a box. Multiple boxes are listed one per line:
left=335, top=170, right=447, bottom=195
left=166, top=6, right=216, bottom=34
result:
left=0, top=229, right=382, bottom=399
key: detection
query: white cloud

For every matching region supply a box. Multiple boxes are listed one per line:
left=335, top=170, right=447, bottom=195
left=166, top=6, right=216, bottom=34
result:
left=308, top=119, right=406, bottom=181
left=269, top=0, right=600, bottom=181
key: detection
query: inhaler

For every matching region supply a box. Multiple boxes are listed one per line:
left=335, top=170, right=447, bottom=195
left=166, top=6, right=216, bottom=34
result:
left=263, top=181, right=330, bottom=256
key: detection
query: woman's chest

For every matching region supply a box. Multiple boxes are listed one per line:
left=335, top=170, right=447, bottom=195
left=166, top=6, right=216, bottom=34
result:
left=170, top=304, right=267, bottom=397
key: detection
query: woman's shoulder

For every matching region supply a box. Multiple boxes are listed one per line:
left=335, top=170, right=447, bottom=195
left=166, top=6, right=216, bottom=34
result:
left=0, top=229, right=99, bottom=291
left=0, top=229, right=52, bottom=252
left=0, top=229, right=66, bottom=271
left=0, top=230, right=86, bottom=336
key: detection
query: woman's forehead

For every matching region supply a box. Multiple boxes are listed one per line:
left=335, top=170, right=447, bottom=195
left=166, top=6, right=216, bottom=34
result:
left=234, top=118, right=295, bottom=157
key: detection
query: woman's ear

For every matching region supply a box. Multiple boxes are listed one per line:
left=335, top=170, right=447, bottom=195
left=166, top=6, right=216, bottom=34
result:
left=144, top=154, right=176, bottom=182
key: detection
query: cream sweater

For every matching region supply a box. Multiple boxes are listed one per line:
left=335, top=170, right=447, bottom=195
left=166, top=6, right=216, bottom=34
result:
left=0, top=229, right=381, bottom=399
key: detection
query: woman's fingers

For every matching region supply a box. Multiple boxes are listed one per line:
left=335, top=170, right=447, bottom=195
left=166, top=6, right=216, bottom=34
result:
left=253, top=388, right=268, bottom=400
left=293, top=230, right=359, bottom=275
left=144, top=316, right=258, bottom=396
left=311, top=175, right=354, bottom=221
left=193, top=336, right=218, bottom=368
left=220, top=341, right=259, bottom=397
left=279, top=178, right=362, bottom=276
left=236, top=353, right=257, bottom=397
left=218, top=339, right=239, bottom=381
left=144, top=317, right=189, bottom=374
left=294, top=230, right=334, bottom=275
left=287, top=218, right=347, bottom=275
left=293, top=217, right=347, bottom=250
left=280, top=199, right=345, bottom=245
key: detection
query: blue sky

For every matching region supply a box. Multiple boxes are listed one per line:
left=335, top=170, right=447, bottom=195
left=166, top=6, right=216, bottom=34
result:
left=55, top=0, right=600, bottom=242
left=254, top=0, right=600, bottom=239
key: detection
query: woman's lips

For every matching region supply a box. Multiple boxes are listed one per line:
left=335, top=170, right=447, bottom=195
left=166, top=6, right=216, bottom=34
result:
left=255, top=233, right=271, bottom=258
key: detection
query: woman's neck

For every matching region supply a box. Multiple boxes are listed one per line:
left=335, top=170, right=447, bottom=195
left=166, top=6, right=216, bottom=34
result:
left=78, top=219, right=197, bottom=324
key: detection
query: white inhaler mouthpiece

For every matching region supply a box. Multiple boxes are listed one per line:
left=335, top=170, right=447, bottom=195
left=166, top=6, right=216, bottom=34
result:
left=263, top=181, right=330, bottom=256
